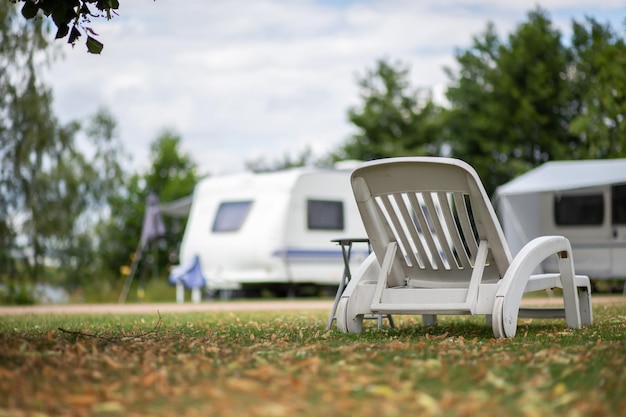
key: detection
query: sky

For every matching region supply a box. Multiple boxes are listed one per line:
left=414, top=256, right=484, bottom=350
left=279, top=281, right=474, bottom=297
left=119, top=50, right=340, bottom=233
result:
left=45, top=0, right=625, bottom=177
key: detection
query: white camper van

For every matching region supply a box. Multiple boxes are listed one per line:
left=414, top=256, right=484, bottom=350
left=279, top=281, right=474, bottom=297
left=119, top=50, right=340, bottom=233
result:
left=495, top=159, right=626, bottom=279
left=176, top=166, right=369, bottom=295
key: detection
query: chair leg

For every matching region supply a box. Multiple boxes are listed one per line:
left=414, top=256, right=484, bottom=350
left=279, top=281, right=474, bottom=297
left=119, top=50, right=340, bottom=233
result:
left=337, top=297, right=364, bottom=334
left=491, top=297, right=506, bottom=338
left=578, top=286, right=593, bottom=326
left=422, top=314, right=437, bottom=327
left=326, top=274, right=349, bottom=330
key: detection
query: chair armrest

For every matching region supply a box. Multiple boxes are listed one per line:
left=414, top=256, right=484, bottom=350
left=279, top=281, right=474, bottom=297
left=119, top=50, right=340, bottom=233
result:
left=496, top=235, right=575, bottom=300
left=493, top=235, right=581, bottom=337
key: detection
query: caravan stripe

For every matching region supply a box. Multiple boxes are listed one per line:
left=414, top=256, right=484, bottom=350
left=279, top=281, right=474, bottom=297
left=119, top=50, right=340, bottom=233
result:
left=271, top=248, right=369, bottom=262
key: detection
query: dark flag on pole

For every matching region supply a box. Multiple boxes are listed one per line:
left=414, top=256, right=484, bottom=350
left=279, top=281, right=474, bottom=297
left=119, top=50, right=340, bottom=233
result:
left=140, top=193, right=166, bottom=247
left=118, top=193, right=166, bottom=303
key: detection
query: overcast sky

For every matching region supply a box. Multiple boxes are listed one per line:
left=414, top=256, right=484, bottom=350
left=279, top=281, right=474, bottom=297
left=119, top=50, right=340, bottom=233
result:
left=45, top=0, right=625, bottom=177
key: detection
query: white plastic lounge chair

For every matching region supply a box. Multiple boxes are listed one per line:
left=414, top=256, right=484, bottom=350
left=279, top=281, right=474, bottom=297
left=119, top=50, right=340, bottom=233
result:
left=337, top=157, right=593, bottom=338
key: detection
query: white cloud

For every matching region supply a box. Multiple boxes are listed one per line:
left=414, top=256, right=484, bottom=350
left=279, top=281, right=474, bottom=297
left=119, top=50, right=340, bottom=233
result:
left=45, top=0, right=625, bottom=177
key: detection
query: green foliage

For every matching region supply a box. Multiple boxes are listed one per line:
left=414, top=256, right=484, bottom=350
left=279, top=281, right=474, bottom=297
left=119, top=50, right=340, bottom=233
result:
left=96, top=130, right=199, bottom=281
left=338, top=59, right=444, bottom=161
left=568, top=18, right=626, bottom=158
left=62, top=274, right=176, bottom=303
left=1, top=3, right=125, bottom=289
left=444, top=10, right=576, bottom=194
left=0, top=302, right=624, bottom=415
left=2, top=101, right=124, bottom=285
left=139, top=129, right=199, bottom=274
left=144, top=129, right=198, bottom=204
left=0, top=1, right=51, bottom=281
left=443, top=8, right=626, bottom=195
left=2, top=57, right=197, bottom=293
left=12, top=0, right=121, bottom=54
left=0, top=221, right=16, bottom=280
left=117, top=277, right=177, bottom=303
left=341, top=10, right=626, bottom=196
left=0, top=282, right=35, bottom=305
left=245, top=146, right=332, bottom=172
left=1, top=1, right=82, bottom=282
left=95, top=174, right=146, bottom=278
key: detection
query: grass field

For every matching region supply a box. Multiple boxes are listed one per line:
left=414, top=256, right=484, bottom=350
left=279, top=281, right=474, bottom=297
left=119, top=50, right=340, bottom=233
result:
left=1, top=300, right=625, bottom=417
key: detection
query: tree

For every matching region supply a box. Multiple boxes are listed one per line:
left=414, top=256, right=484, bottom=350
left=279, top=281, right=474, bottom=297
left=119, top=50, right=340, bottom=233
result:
left=245, top=146, right=330, bottom=173
left=11, top=0, right=122, bottom=54
left=444, top=9, right=626, bottom=195
left=568, top=18, right=626, bottom=159
left=97, top=130, right=199, bottom=280
left=1, top=2, right=125, bottom=288
left=444, top=9, right=580, bottom=195
left=144, top=130, right=198, bottom=204
left=95, top=172, right=145, bottom=279
left=55, top=108, right=126, bottom=289
left=7, top=99, right=124, bottom=285
left=1, top=1, right=61, bottom=282
left=337, top=59, right=443, bottom=162
left=0, top=1, right=50, bottom=280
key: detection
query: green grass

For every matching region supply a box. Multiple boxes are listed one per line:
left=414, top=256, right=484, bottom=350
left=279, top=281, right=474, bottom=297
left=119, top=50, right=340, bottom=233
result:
left=1, top=302, right=625, bottom=416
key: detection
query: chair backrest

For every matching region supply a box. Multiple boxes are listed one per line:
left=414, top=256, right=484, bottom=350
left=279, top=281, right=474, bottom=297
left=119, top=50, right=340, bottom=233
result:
left=351, top=157, right=512, bottom=288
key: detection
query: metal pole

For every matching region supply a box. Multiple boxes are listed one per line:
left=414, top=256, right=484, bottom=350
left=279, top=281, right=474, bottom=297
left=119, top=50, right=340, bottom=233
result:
left=118, top=243, right=144, bottom=303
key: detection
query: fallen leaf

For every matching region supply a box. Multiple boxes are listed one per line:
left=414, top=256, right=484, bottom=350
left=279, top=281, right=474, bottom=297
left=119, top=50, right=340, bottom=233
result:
left=101, top=355, right=124, bottom=370
left=65, top=394, right=99, bottom=406
left=92, top=401, right=125, bottom=417
left=416, top=392, right=441, bottom=415
left=225, top=377, right=262, bottom=393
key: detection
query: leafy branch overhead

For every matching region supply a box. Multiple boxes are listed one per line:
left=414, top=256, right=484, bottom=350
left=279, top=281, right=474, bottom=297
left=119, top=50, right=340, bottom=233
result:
left=12, top=0, right=121, bottom=54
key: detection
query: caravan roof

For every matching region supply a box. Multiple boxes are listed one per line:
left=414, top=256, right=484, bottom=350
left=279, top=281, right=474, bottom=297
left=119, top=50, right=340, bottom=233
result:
left=496, top=158, right=626, bottom=196
left=158, top=165, right=362, bottom=218
left=159, top=195, right=194, bottom=218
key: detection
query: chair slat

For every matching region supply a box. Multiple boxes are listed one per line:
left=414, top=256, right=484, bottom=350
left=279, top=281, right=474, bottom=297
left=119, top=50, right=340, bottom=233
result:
left=404, top=193, right=431, bottom=268
left=439, top=191, right=472, bottom=269
left=379, top=194, right=417, bottom=269
left=411, top=192, right=445, bottom=270
left=391, top=193, right=423, bottom=269
left=423, top=192, right=455, bottom=270
left=405, top=193, right=439, bottom=270
left=395, top=193, right=426, bottom=269
left=453, top=192, right=478, bottom=264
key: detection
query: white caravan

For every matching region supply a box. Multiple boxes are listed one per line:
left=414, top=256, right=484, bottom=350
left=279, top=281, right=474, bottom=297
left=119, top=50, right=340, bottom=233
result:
left=175, top=166, right=369, bottom=294
left=495, top=158, right=626, bottom=279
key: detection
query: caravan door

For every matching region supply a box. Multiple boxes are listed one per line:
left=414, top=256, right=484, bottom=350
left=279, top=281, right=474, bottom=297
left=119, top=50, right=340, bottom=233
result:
left=611, top=184, right=626, bottom=277
left=544, top=186, right=612, bottom=277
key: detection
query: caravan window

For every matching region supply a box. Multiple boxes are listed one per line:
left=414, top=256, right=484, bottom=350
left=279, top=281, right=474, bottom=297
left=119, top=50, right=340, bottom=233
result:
left=613, top=184, right=626, bottom=225
left=212, top=201, right=253, bottom=232
left=554, top=194, right=604, bottom=226
left=307, top=200, right=344, bottom=230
